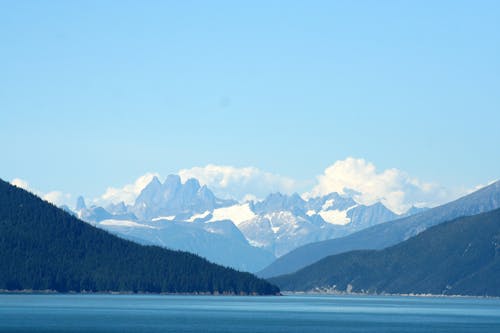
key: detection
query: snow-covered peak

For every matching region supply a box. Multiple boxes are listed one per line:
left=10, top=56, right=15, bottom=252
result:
left=252, top=192, right=307, bottom=215
left=209, top=203, right=256, bottom=226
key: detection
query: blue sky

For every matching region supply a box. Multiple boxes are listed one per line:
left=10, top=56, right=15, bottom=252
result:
left=1, top=1, right=499, bottom=205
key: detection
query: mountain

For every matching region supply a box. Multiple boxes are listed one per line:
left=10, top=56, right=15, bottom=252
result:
left=72, top=176, right=277, bottom=272
left=252, top=193, right=308, bottom=215
left=77, top=204, right=138, bottom=224
left=234, top=193, right=399, bottom=257
left=0, top=179, right=279, bottom=295
left=131, top=175, right=236, bottom=221
left=401, top=205, right=429, bottom=217
left=258, top=180, right=500, bottom=278
left=269, top=208, right=500, bottom=296
left=98, top=218, right=276, bottom=272
left=71, top=176, right=403, bottom=272
left=75, top=195, right=86, bottom=211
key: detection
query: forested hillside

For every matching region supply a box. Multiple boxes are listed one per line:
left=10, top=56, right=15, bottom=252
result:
left=0, top=179, right=279, bottom=295
left=270, top=208, right=500, bottom=296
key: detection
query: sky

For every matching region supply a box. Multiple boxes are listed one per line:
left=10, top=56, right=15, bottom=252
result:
left=1, top=1, right=499, bottom=211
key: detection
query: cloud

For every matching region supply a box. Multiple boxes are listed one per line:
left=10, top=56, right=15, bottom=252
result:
left=178, top=164, right=304, bottom=201
left=10, top=178, right=73, bottom=207
left=11, top=178, right=32, bottom=191
left=43, top=191, right=72, bottom=207
left=97, top=172, right=160, bottom=205
left=11, top=159, right=477, bottom=214
left=307, top=157, right=462, bottom=214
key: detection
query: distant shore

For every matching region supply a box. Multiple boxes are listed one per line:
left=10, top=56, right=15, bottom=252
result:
left=2, top=289, right=498, bottom=298
left=281, top=290, right=500, bottom=299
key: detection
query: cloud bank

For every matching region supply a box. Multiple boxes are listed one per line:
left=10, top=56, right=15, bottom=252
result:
left=178, top=164, right=303, bottom=202
left=97, top=172, right=160, bottom=205
left=10, top=178, right=73, bottom=207
left=11, top=178, right=31, bottom=191
left=12, top=157, right=472, bottom=214
left=307, top=157, right=458, bottom=214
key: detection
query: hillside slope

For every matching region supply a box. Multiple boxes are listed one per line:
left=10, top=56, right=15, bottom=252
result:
left=0, top=179, right=279, bottom=295
left=259, top=180, right=500, bottom=278
left=270, top=208, right=500, bottom=296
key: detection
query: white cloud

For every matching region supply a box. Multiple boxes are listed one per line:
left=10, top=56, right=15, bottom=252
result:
left=307, top=157, right=462, bottom=214
left=43, top=191, right=72, bottom=207
left=11, top=178, right=32, bottom=192
left=11, top=158, right=480, bottom=215
left=97, top=172, right=160, bottom=205
left=10, top=178, right=73, bottom=207
left=178, top=164, right=303, bottom=201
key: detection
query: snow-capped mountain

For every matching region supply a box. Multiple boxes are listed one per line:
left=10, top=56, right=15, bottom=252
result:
left=131, top=175, right=236, bottom=221
left=73, top=175, right=410, bottom=272
left=234, top=192, right=398, bottom=257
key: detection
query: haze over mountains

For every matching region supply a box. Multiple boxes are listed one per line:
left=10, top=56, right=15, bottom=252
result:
left=69, top=174, right=418, bottom=272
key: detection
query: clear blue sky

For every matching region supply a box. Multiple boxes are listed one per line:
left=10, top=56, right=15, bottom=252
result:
left=1, top=0, right=499, bottom=199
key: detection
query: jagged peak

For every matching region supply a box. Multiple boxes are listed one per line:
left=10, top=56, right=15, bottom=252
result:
left=184, top=178, right=201, bottom=190
left=164, top=174, right=181, bottom=187
left=149, top=175, right=162, bottom=186
left=75, top=195, right=86, bottom=211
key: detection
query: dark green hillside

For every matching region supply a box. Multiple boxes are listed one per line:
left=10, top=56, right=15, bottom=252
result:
left=270, top=208, right=500, bottom=296
left=0, top=179, right=279, bottom=295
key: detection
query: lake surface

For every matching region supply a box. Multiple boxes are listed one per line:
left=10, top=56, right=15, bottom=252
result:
left=1, top=294, right=500, bottom=332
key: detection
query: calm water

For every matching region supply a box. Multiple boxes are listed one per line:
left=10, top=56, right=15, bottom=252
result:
left=1, top=294, right=500, bottom=332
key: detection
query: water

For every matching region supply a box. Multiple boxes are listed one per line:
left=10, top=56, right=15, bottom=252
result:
left=1, top=294, right=500, bottom=332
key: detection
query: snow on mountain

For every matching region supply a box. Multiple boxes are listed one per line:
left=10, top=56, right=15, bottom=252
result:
left=209, top=203, right=257, bottom=226
left=74, top=174, right=408, bottom=271
left=186, top=210, right=211, bottom=222
left=100, top=219, right=157, bottom=229
left=151, top=216, right=175, bottom=222
left=317, top=206, right=357, bottom=225
left=238, top=210, right=334, bottom=257
left=233, top=192, right=400, bottom=257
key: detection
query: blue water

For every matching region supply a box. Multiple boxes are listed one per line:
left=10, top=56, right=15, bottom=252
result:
left=1, top=294, right=500, bottom=332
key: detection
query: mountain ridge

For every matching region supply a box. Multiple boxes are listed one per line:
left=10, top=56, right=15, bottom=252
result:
left=258, top=180, right=500, bottom=278
left=269, top=207, right=500, bottom=296
left=0, top=179, right=279, bottom=295
left=71, top=176, right=406, bottom=271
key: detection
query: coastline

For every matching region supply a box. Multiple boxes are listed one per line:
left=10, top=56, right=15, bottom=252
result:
left=281, top=290, right=500, bottom=299
left=0, top=289, right=282, bottom=296
left=1, top=289, right=497, bottom=299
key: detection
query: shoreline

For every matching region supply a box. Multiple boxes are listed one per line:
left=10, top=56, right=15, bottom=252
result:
left=0, top=289, right=281, bottom=296
left=1, top=289, right=498, bottom=299
left=281, top=290, right=500, bottom=299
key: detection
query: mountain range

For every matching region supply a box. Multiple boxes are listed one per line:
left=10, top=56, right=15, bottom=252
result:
left=0, top=179, right=278, bottom=295
left=4, top=173, right=500, bottom=297
left=73, top=175, right=413, bottom=271
left=258, top=180, right=500, bottom=278
left=269, top=207, right=500, bottom=297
